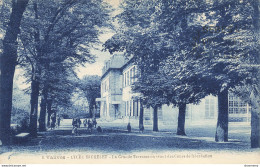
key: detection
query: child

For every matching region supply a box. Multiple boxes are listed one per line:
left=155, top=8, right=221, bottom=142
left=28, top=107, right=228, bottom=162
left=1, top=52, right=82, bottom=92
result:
left=72, top=125, right=79, bottom=136
left=92, top=118, right=97, bottom=128
left=87, top=119, right=93, bottom=133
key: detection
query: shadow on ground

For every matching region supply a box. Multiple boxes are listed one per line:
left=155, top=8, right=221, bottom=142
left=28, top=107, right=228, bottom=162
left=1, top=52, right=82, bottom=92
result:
left=1, top=127, right=251, bottom=154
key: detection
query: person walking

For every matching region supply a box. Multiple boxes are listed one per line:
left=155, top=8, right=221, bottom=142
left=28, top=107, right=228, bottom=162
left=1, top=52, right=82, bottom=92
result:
left=72, top=118, right=77, bottom=127
left=92, top=118, right=97, bottom=128
left=77, top=118, right=82, bottom=128
left=72, top=118, right=79, bottom=136
left=57, top=116, right=61, bottom=127
left=83, top=118, right=87, bottom=128
left=87, top=119, right=93, bottom=133
left=50, top=113, right=56, bottom=130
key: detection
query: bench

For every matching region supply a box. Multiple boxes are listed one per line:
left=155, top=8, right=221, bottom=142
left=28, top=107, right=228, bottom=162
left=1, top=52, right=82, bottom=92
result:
left=14, top=132, right=30, bottom=144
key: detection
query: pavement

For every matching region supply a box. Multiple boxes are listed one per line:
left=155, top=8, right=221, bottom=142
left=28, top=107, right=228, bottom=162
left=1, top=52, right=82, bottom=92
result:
left=0, top=119, right=259, bottom=164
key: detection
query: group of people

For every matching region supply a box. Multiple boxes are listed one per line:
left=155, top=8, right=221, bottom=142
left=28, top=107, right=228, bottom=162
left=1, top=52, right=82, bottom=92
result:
left=83, top=118, right=97, bottom=132
left=72, top=117, right=97, bottom=135
left=72, top=118, right=82, bottom=128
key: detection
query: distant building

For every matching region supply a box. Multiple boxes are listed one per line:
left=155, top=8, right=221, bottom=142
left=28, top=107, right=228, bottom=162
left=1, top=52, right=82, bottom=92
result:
left=96, top=54, right=250, bottom=123
left=96, top=54, right=126, bottom=119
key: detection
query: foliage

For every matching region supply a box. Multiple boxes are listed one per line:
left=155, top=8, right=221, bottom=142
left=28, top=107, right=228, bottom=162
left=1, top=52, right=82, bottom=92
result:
left=13, top=0, right=113, bottom=131
left=78, top=75, right=101, bottom=116
left=18, top=0, right=112, bottom=104
left=105, top=0, right=259, bottom=105
left=11, top=108, right=29, bottom=131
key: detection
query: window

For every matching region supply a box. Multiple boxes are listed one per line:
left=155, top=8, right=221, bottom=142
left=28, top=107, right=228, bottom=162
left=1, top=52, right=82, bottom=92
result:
left=234, top=101, right=238, bottom=107
left=229, top=101, right=233, bottom=107
left=136, top=100, right=139, bottom=116
left=239, top=101, right=246, bottom=107
left=133, top=66, right=136, bottom=81
left=210, top=104, right=214, bottom=112
left=127, top=71, right=130, bottom=86
left=129, top=101, right=132, bottom=116
left=210, top=99, right=215, bottom=104
left=229, top=95, right=234, bottom=100
left=234, top=108, right=239, bottom=114
left=130, top=69, right=133, bottom=85
left=239, top=108, right=247, bottom=114
left=249, top=107, right=252, bottom=113
left=126, top=101, right=129, bottom=116
left=186, top=105, right=190, bottom=118
left=210, top=108, right=214, bottom=117
left=229, top=108, right=234, bottom=114
left=123, top=73, right=126, bottom=87
left=205, top=98, right=215, bottom=119
left=205, top=105, right=209, bottom=110
left=125, top=101, right=127, bottom=116
left=233, top=96, right=239, bottom=100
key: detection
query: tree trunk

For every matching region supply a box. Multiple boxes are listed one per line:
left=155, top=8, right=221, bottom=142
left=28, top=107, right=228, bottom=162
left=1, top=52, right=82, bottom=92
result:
left=139, top=99, right=144, bottom=130
left=153, top=105, right=159, bottom=132
left=251, top=0, right=260, bottom=149
left=89, top=101, right=95, bottom=118
left=47, top=99, right=52, bottom=128
left=89, top=106, right=93, bottom=118
left=47, top=112, right=51, bottom=128
left=29, top=78, right=40, bottom=137
left=53, top=111, right=57, bottom=126
left=0, top=0, right=29, bottom=145
left=215, top=89, right=229, bottom=142
left=177, top=103, right=186, bottom=136
left=251, top=106, right=260, bottom=148
left=250, top=90, right=260, bottom=148
left=38, top=86, right=48, bottom=131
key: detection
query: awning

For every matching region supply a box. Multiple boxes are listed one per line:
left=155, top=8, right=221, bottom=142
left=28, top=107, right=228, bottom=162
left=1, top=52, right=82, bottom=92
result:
left=111, top=101, right=121, bottom=104
left=96, top=98, right=106, bottom=102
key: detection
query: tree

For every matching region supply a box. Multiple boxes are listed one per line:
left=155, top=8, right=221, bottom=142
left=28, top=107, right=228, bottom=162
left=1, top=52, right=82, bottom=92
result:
left=0, top=0, right=29, bottom=145
left=46, top=69, right=77, bottom=127
left=161, top=56, right=208, bottom=135
left=192, top=0, right=260, bottom=142
left=134, top=79, right=168, bottom=132
left=19, top=0, right=112, bottom=132
left=105, top=0, right=207, bottom=134
left=106, top=0, right=259, bottom=143
left=155, top=0, right=259, bottom=141
left=79, top=75, right=101, bottom=118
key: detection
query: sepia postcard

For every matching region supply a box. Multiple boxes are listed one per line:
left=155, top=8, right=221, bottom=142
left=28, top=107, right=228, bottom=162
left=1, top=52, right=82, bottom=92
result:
left=0, top=0, right=260, bottom=165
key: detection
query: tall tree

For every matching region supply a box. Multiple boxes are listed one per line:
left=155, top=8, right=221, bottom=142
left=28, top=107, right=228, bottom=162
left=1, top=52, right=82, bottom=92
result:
left=194, top=0, right=259, bottom=142
left=105, top=0, right=259, bottom=143
left=105, top=0, right=207, bottom=134
left=0, top=0, right=29, bottom=145
left=19, top=0, right=111, bottom=132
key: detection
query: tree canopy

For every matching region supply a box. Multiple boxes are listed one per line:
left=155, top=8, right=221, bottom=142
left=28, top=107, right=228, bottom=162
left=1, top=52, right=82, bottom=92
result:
left=78, top=75, right=101, bottom=118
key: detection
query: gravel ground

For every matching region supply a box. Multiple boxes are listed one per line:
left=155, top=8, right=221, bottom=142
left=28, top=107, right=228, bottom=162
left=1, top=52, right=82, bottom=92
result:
left=0, top=119, right=259, bottom=164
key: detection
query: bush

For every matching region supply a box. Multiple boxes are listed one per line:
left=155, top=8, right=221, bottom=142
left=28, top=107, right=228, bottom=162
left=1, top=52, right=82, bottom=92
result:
left=11, top=107, right=29, bottom=133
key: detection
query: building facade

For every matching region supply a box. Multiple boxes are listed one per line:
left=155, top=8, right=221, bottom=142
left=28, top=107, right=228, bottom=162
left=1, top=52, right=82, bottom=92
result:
left=96, top=54, right=126, bottom=119
left=228, top=93, right=251, bottom=122
left=96, top=54, right=251, bottom=123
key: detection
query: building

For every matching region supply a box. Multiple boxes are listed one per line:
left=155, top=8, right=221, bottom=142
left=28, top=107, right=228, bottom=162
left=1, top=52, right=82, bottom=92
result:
left=96, top=54, right=154, bottom=123
left=96, top=54, right=250, bottom=123
left=96, top=54, right=126, bottom=119
left=228, top=93, right=251, bottom=122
